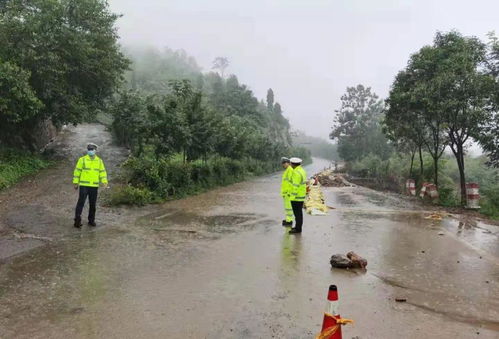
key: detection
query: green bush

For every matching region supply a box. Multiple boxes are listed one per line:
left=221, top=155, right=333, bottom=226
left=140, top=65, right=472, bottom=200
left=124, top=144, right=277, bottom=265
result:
left=105, top=185, right=155, bottom=206
left=346, top=152, right=499, bottom=216
left=109, top=154, right=279, bottom=205
left=0, top=149, right=51, bottom=190
left=481, top=191, right=499, bottom=219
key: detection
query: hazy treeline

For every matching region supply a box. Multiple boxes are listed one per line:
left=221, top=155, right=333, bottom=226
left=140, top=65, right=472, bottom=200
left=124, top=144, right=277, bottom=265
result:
left=107, top=47, right=310, bottom=203
left=292, top=131, right=338, bottom=161
left=0, top=0, right=310, bottom=200
left=331, top=31, right=499, bottom=216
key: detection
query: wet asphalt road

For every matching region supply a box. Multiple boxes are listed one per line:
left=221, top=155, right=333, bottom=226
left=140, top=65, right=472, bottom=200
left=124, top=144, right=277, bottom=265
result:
left=0, top=151, right=498, bottom=338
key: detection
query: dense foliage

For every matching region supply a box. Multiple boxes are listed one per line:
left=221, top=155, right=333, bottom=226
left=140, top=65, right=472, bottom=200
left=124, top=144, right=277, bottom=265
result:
left=385, top=31, right=496, bottom=205
left=333, top=31, right=499, bottom=215
left=0, top=0, right=128, bottom=148
left=0, top=149, right=51, bottom=190
left=109, top=47, right=309, bottom=203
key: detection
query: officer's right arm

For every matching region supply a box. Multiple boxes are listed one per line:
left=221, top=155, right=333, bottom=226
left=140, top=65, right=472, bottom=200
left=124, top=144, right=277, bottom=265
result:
left=73, top=158, right=82, bottom=185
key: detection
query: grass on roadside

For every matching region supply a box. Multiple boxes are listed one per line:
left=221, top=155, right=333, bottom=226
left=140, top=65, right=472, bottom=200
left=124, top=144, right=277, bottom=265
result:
left=0, top=149, right=51, bottom=190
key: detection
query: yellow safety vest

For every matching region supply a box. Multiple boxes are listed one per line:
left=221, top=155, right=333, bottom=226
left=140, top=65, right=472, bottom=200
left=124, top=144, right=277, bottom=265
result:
left=73, top=154, right=108, bottom=187
left=290, top=165, right=307, bottom=202
left=281, top=166, right=293, bottom=196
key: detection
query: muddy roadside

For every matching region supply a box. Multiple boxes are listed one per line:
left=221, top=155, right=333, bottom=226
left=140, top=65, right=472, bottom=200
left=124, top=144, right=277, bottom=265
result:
left=315, top=170, right=499, bottom=226
left=0, top=124, right=153, bottom=261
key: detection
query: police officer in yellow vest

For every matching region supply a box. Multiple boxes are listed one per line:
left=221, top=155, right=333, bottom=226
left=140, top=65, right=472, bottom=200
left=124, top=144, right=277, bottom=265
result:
left=280, top=157, right=294, bottom=227
left=73, top=143, right=108, bottom=228
left=289, top=157, right=307, bottom=234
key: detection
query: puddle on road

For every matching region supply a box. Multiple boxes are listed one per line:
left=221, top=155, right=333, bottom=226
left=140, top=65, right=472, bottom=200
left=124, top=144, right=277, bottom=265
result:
left=139, top=209, right=273, bottom=236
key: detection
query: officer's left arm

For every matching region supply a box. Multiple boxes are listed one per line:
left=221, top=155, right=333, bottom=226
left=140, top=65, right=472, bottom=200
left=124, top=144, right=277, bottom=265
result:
left=290, top=170, right=300, bottom=198
left=99, top=159, right=108, bottom=186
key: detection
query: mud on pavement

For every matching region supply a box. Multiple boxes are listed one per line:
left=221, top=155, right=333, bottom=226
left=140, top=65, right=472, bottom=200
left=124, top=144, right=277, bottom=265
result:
left=0, top=154, right=498, bottom=338
left=0, top=124, right=135, bottom=260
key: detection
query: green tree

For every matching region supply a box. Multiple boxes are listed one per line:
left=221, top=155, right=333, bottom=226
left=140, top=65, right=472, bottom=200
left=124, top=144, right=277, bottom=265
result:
left=274, top=102, right=282, bottom=115
left=385, top=70, right=427, bottom=178
left=212, top=57, right=229, bottom=78
left=0, top=0, right=129, bottom=146
left=266, top=88, right=274, bottom=110
left=479, top=32, right=499, bottom=168
left=434, top=32, right=495, bottom=205
left=387, top=31, right=496, bottom=203
left=0, top=60, right=44, bottom=146
left=109, top=91, right=148, bottom=154
left=330, top=85, right=391, bottom=162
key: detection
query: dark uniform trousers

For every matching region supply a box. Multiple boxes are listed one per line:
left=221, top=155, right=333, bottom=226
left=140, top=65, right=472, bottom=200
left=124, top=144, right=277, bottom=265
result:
left=291, top=201, right=304, bottom=231
left=75, top=186, right=98, bottom=222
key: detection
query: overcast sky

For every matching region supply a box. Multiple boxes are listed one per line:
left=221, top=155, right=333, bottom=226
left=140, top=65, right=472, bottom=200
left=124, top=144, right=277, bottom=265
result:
left=108, top=0, right=498, bottom=140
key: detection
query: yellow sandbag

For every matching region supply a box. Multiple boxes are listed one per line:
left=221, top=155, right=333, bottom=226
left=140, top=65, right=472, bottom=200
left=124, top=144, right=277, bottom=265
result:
left=305, top=185, right=328, bottom=215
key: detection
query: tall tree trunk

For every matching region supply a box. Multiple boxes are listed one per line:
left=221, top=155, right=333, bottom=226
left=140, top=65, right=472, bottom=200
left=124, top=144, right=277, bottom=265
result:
left=458, top=151, right=467, bottom=206
left=450, top=142, right=467, bottom=206
left=449, top=129, right=468, bottom=206
left=409, top=149, right=415, bottom=178
left=418, top=145, right=424, bottom=177
left=433, top=156, right=438, bottom=187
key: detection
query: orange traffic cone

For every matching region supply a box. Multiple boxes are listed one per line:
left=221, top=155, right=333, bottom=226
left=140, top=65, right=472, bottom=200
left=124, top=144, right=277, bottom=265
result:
left=316, top=285, right=353, bottom=339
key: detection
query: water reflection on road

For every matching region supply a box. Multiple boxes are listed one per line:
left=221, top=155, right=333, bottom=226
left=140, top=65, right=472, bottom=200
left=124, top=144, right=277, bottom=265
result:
left=0, top=158, right=498, bottom=338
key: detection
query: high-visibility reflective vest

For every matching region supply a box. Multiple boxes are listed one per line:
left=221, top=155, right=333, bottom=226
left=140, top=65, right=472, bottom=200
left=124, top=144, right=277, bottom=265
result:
left=281, top=166, right=293, bottom=196
left=73, top=155, right=108, bottom=187
left=290, top=165, right=307, bottom=202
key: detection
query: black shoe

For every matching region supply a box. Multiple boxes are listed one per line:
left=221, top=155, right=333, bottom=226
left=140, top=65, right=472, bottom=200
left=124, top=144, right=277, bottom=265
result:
left=74, top=218, right=82, bottom=228
left=88, top=221, right=97, bottom=227
left=288, top=228, right=302, bottom=234
left=282, top=221, right=293, bottom=227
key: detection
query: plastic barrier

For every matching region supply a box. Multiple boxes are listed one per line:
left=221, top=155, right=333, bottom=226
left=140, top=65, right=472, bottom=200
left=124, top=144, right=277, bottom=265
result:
left=466, top=183, right=480, bottom=209
left=405, top=179, right=416, bottom=196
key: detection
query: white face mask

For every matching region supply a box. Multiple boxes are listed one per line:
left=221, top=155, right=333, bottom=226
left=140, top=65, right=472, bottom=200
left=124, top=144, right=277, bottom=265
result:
left=87, top=150, right=96, bottom=156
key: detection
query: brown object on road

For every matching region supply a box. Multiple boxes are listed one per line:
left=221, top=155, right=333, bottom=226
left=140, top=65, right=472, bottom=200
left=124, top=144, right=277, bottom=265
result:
left=347, top=251, right=368, bottom=268
left=316, top=170, right=353, bottom=187
left=330, top=251, right=368, bottom=269
left=330, top=254, right=353, bottom=268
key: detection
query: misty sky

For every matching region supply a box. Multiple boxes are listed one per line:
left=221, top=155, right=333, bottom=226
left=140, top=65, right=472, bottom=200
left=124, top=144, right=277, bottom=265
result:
left=108, top=0, right=498, bottom=140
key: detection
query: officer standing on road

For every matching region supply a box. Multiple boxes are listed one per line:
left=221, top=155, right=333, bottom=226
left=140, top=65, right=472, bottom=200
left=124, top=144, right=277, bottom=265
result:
left=288, top=157, right=307, bottom=234
left=280, top=157, right=294, bottom=227
left=72, top=143, right=108, bottom=228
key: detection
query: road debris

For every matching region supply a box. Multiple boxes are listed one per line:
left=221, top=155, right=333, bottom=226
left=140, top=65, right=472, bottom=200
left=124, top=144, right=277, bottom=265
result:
left=424, top=212, right=448, bottom=220
left=395, top=298, right=407, bottom=302
left=347, top=251, right=368, bottom=268
left=315, top=170, right=354, bottom=187
left=330, top=254, right=352, bottom=268
left=330, top=251, right=368, bottom=269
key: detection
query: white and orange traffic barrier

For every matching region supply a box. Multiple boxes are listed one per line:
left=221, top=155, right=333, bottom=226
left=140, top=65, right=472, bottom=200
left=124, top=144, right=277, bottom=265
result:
left=427, top=184, right=439, bottom=201
left=405, top=179, right=416, bottom=196
left=419, top=182, right=430, bottom=198
left=316, top=285, right=353, bottom=339
left=466, top=183, right=480, bottom=209
left=419, top=182, right=438, bottom=202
